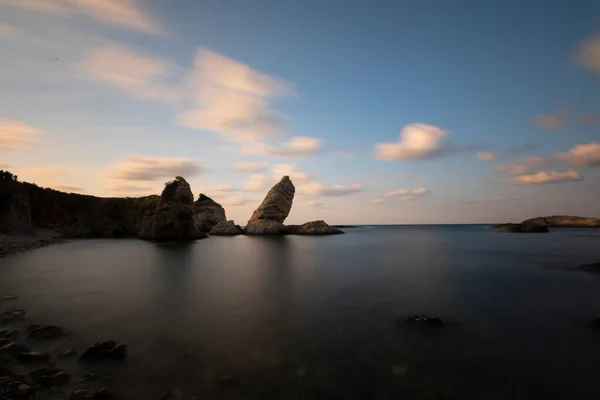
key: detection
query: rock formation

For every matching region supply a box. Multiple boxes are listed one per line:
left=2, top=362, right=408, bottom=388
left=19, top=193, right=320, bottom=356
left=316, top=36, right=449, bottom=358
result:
left=0, top=179, right=32, bottom=234
left=521, top=215, right=600, bottom=228
left=245, top=176, right=295, bottom=235
left=286, top=220, right=343, bottom=235
left=193, top=194, right=227, bottom=232
left=209, top=220, right=244, bottom=235
left=139, top=177, right=207, bottom=241
left=496, top=223, right=549, bottom=233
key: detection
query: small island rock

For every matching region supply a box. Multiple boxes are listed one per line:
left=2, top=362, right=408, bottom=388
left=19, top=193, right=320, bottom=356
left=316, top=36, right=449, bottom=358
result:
left=209, top=220, right=243, bottom=236
left=287, top=220, right=344, bottom=235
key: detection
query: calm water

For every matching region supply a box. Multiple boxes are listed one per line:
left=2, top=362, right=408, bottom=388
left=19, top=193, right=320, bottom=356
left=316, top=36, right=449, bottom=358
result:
left=2, top=225, right=600, bottom=399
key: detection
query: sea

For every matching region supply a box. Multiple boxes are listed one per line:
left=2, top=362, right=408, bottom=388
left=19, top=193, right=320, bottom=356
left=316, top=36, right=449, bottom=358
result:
left=1, top=225, right=600, bottom=399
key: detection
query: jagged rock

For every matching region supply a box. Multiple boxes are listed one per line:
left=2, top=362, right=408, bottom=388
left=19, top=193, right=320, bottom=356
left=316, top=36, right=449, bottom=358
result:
left=27, top=325, right=67, bottom=340
left=80, top=341, right=126, bottom=360
left=139, top=177, right=207, bottom=241
left=209, top=220, right=243, bottom=236
left=194, top=194, right=227, bottom=233
left=245, top=219, right=287, bottom=235
left=245, top=176, right=295, bottom=235
left=286, top=221, right=344, bottom=235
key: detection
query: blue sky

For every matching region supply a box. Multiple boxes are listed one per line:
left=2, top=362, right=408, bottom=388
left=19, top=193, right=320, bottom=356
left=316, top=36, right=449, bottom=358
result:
left=0, top=0, right=599, bottom=224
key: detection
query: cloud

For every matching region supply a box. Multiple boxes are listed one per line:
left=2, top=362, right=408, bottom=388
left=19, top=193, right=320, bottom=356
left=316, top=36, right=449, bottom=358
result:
left=107, top=156, right=202, bottom=181
left=521, top=157, right=550, bottom=169
left=239, top=136, right=322, bottom=158
left=387, top=187, right=428, bottom=200
left=306, top=200, right=327, bottom=209
left=214, top=196, right=249, bottom=206
left=54, top=185, right=85, bottom=193
left=0, top=23, right=25, bottom=37
left=534, top=115, right=563, bottom=131
left=577, top=33, right=600, bottom=76
left=234, top=162, right=266, bottom=173
left=3, top=0, right=163, bottom=35
left=494, top=164, right=531, bottom=176
left=297, top=182, right=364, bottom=197
left=370, top=198, right=385, bottom=204
left=555, top=143, right=600, bottom=167
left=374, top=123, right=449, bottom=161
left=503, top=170, right=582, bottom=186
left=476, top=144, right=540, bottom=162
left=271, top=164, right=313, bottom=184
left=580, top=114, right=600, bottom=125
left=179, top=49, right=294, bottom=143
left=78, top=43, right=180, bottom=103
left=244, top=174, right=269, bottom=192
left=0, top=120, right=43, bottom=149
left=477, top=152, right=499, bottom=162
left=107, top=183, right=157, bottom=196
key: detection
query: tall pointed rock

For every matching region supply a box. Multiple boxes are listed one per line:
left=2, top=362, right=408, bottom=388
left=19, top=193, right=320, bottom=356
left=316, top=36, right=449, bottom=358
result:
left=245, top=176, right=295, bottom=235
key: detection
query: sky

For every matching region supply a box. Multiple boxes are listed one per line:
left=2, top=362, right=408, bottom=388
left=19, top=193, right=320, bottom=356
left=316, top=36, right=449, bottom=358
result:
left=0, top=0, right=599, bottom=225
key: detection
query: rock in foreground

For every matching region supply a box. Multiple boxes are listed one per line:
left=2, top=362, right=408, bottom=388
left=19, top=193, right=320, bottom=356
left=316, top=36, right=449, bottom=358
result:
left=402, top=315, right=444, bottom=326
left=80, top=341, right=126, bottom=360
left=286, top=221, right=344, bottom=235
left=245, top=176, right=295, bottom=235
left=209, top=220, right=243, bottom=236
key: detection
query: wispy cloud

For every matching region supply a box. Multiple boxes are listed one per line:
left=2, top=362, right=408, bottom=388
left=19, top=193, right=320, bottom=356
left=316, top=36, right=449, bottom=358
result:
left=577, top=33, right=600, bottom=76
left=374, top=123, right=449, bottom=161
left=0, top=23, right=25, bottom=37
left=534, top=114, right=563, bottom=131
left=555, top=143, right=600, bottom=167
left=306, top=200, right=327, bottom=209
left=494, top=164, right=531, bottom=176
left=55, top=185, right=85, bottom=193
left=212, top=195, right=249, bottom=206
left=244, top=174, right=269, bottom=192
left=387, top=187, right=429, bottom=200
left=298, top=182, right=364, bottom=197
left=503, top=170, right=581, bottom=186
left=370, top=198, right=385, bottom=204
left=3, top=0, right=164, bottom=35
left=234, top=162, right=267, bottom=173
left=521, top=157, right=550, bottom=169
left=271, top=164, right=313, bottom=184
left=78, top=43, right=181, bottom=103
left=239, top=136, right=322, bottom=158
left=179, top=49, right=294, bottom=143
left=476, top=144, right=540, bottom=162
left=0, top=120, right=43, bottom=150
left=107, top=183, right=158, bottom=196
left=107, top=156, right=202, bottom=181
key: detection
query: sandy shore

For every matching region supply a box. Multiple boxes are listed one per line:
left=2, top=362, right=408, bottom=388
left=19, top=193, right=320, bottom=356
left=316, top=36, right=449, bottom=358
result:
left=0, top=230, right=63, bottom=258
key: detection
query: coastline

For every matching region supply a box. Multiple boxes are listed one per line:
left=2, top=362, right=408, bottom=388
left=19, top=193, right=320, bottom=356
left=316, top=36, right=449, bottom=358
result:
left=0, top=230, right=63, bottom=258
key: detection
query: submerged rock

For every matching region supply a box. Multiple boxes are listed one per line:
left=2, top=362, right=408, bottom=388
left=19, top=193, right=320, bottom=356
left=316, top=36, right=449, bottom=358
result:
left=1, top=308, right=25, bottom=324
left=29, top=368, right=70, bottom=386
left=0, top=367, right=36, bottom=399
left=58, top=349, right=77, bottom=358
left=402, top=315, right=444, bottom=326
left=0, top=341, right=28, bottom=356
left=577, top=262, right=600, bottom=273
left=209, top=220, right=243, bottom=236
left=80, top=341, right=126, bottom=360
left=27, top=325, right=67, bottom=340
left=194, top=194, right=227, bottom=233
left=139, top=177, right=207, bottom=241
left=18, top=351, right=51, bottom=364
left=245, top=176, right=295, bottom=235
left=286, top=220, right=344, bottom=235
left=70, top=388, right=117, bottom=400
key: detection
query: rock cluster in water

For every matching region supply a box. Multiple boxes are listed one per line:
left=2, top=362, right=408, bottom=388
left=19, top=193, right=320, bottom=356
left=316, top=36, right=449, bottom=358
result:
left=494, top=215, right=600, bottom=233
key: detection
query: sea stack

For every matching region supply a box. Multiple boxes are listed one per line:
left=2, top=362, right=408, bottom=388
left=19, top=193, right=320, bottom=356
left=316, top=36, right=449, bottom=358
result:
left=139, top=177, right=207, bottom=241
left=245, top=176, right=295, bottom=235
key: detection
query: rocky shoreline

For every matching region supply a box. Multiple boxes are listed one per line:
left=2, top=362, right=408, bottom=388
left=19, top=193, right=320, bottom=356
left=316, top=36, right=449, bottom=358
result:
left=0, top=231, right=63, bottom=258
left=493, top=215, right=600, bottom=233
